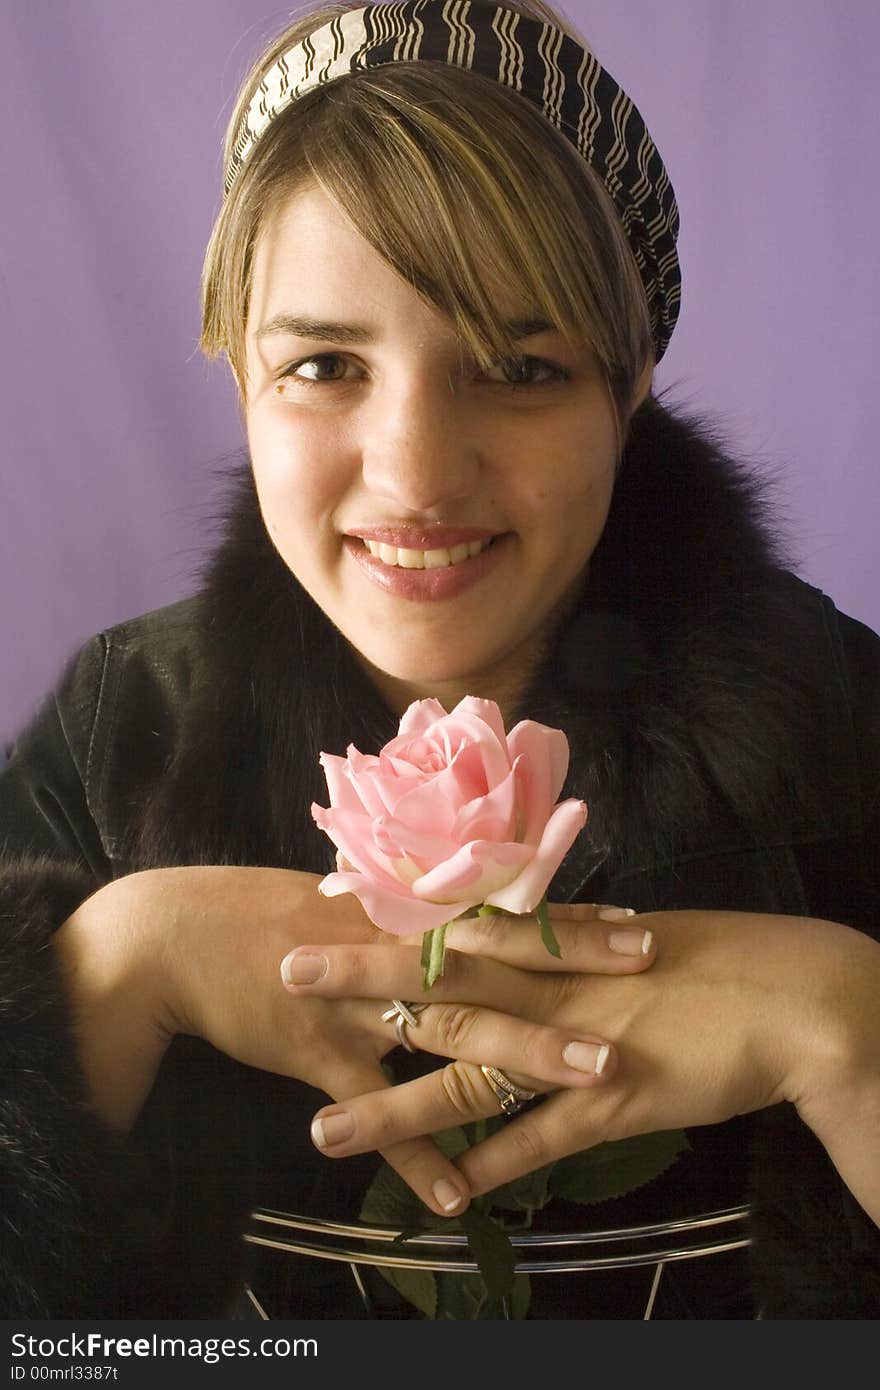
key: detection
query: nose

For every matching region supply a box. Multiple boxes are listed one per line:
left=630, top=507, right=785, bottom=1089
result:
left=360, top=371, right=478, bottom=514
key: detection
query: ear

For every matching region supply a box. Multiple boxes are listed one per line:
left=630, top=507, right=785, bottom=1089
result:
left=631, top=353, right=655, bottom=410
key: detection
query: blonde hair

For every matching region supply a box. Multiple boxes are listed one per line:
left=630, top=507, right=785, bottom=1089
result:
left=201, top=0, right=654, bottom=436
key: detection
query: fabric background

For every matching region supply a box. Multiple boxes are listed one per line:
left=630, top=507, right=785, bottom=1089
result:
left=2, top=0, right=878, bottom=744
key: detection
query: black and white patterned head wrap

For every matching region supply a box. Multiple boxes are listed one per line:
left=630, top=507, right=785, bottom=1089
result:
left=226, top=1, right=681, bottom=360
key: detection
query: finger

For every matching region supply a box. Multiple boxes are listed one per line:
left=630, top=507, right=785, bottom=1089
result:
left=281, top=920, right=653, bottom=1018
left=386, top=1001, right=614, bottom=1091
left=443, top=908, right=655, bottom=973
left=378, top=1136, right=472, bottom=1217
left=455, top=1087, right=613, bottom=1197
left=309, top=1045, right=616, bottom=1160
left=311, top=1065, right=518, bottom=1159
left=551, top=902, right=636, bottom=920
left=321, top=1056, right=472, bottom=1219
left=282, top=942, right=540, bottom=1015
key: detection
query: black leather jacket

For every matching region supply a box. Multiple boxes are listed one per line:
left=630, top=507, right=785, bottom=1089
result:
left=1, top=400, right=878, bottom=1318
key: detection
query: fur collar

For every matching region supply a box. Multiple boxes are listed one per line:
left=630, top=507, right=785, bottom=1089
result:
left=135, top=395, right=834, bottom=885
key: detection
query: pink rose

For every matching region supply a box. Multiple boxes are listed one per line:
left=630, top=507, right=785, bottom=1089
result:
left=311, top=696, right=587, bottom=937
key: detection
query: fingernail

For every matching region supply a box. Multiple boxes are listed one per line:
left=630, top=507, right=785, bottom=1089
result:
left=432, top=1178, right=464, bottom=1213
left=597, top=906, right=637, bottom=922
left=311, top=1111, right=354, bottom=1148
left=563, top=1041, right=611, bottom=1075
left=608, top=928, right=653, bottom=956
left=281, top=950, right=328, bottom=985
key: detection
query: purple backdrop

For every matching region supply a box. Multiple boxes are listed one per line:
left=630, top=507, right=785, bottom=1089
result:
left=2, top=1, right=878, bottom=743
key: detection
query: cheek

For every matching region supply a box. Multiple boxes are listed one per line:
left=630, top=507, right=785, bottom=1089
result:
left=248, top=401, right=351, bottom=522
left=519, top=442, right=616, bottom=524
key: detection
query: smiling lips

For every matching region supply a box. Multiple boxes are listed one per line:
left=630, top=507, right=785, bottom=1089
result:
left=363, top=537, right=489, bottom=569
left=343, top=527, right=506, bottom=600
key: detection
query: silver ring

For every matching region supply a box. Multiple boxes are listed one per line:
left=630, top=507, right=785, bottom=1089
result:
left=480, top=1064, right=538, bottom=1116
left=380, top=999, right=428, bottom=1053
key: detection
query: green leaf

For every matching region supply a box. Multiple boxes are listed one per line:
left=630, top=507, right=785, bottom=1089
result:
left=376, top=1263, right=439, bottom=1318
left=536, top=895, right=562, bottom=958
left=360, top=1164, right=442, bottom=1318
left=360, top=1129, right=471, bottom=1320
left=458, top=1204, right=517, bottom=1302
left=549, top=1130, right=691, bottom=1206
left=421, top=921, right=450, bottom=988
left=420, top=928, right=433, bottom=973
left=488, top=1161, right=555, bottom=1214
left=480, top=1273, right=532, bottom=1321
left=436, top=1270, right=532, bottom=1320
left=509, top=1272, right=532, bottom=1320
left=435, top=1271, right=488, bottom=1320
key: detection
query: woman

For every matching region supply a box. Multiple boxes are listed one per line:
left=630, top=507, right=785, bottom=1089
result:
left=1, top=0, right=877, bottom=1319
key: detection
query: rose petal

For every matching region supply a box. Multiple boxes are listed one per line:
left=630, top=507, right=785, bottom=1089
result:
left=341, top=747, right=405, bottom=817
left=310, top=804, right=406, bottom=893
left=507, top=721, right=570, bottom=804
left=351, top=765, right=416, bottom=817
left=449, top=696, right=508, bottom=747
left=372, top=816, right=460, bottom=871
left=345, top=746, right=381, bottom=774
left=319, top=756, right=383, bottom=817
left=318, top=870, right=476, bottom=936
left=452, top=764, right=518, bottom=844
left=378, top=742, right=444, bottom=789
left=318, top=753, right=367, bottom=815
left=482, top=798, right=588, bottom=913
left=435, top=710, right=512, bottom=789
left=396, top=698, right=451, bottom=738
left=444, top=740, right=492, bottom=801
left=384, top=709, right=511, bottom=792
left=510, top=755, right=548, bottom=845
left=390, top=754, right=482, bottom=836
left=411, top=839, right=534, bottom=904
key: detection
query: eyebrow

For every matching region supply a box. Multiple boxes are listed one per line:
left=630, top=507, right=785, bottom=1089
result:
left=254, top=313, right=556, bottom=342
left=256, top=314, right=374, bottom=344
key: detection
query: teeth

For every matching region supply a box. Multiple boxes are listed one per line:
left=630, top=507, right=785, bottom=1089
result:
left=363, top=538, right=491, bottom=569
left=424, top=547, right=451, bottom=569
left=397, top=548, right=423, bottom=569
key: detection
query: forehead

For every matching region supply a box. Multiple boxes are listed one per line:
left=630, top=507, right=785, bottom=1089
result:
left=247, top=182, right=544, bottom=337
left=250, top=183, right=400, bottom=307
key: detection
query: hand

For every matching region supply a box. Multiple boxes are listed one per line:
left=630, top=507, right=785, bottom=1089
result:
left=57, top=865, right=379, bottom=1130
left=56, top=871, right=653, bottom=1220
left=281, top=908, right=880, bottom=1220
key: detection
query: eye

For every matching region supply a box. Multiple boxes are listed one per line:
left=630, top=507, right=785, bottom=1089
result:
left=483, top=356, right=569, bottom=388
left=277, top=353, right=357, bottom=387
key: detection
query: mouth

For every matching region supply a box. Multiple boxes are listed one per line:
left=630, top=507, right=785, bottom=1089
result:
left=358, top=536, right=496, bottom=570
left=342, top=530, right=509, bottom=602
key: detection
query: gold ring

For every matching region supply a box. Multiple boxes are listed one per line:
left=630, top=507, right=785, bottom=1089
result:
left=380, top=999, right=428, bottom=1053
left=480, top=1064, right=538, bottom=1116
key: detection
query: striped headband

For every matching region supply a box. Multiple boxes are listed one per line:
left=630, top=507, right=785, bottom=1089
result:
left=226, top=1, right=681, bottom=360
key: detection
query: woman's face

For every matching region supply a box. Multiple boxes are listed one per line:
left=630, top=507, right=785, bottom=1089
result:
left=245, top=184, right=643, bottom=713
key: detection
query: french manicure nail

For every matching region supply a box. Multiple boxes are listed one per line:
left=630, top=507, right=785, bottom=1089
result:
left=597, top=906, right=637, bottom=922
left=563, top=1041, right=611, bottom=1075
left=281, top=950, right=328, bottom=985
left=311, top=1111, right=354, bottom=1148
left=608, top=928, right=653, bottom=956
left=432, top=1178, right=464, bottom=1213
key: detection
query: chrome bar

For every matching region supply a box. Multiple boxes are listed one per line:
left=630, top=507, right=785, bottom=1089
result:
left=243, top=1229, right=750, bottom=1274
left=643, top=1262, right=664, bottom=1319
left=248, top=1204, right=749, bottom=1251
